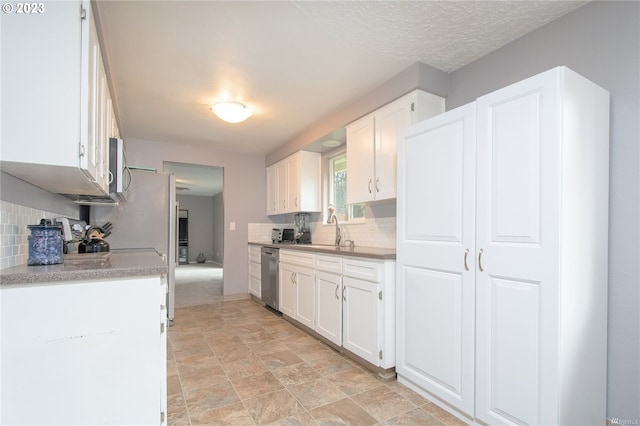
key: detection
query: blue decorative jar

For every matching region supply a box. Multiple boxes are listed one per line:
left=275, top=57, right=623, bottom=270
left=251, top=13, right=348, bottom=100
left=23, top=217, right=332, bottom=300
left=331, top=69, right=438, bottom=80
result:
left=27, top=219, right=63, bottom=266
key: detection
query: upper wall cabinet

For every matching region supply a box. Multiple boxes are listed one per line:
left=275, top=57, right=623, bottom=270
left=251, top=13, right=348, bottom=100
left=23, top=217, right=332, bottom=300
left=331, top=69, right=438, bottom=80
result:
left=1, top=0, right=118, bottom=196
left=267, top=151, right=321, bottom=215
left=346, top=90, right=444, bottom=204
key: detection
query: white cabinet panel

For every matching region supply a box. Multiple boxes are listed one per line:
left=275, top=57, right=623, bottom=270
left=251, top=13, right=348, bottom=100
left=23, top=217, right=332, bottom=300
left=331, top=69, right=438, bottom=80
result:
left=400, top=266, right=470, bottom=411
left=477, top=277, right=541, bottom=425
left=279, top=250, right=316, bottom=329
left=248, top=246, right=261, bottom=297
left=346, top=115, right=376, bottom=204
left=342, top=276, right=379, bottom=366
left=316, top=270, right=342, bottom=346
left=279, top=263, right=297, bottom=319
left=397, top=102, right=476, bottom=414
left=295, top=266, right=316, bottom=330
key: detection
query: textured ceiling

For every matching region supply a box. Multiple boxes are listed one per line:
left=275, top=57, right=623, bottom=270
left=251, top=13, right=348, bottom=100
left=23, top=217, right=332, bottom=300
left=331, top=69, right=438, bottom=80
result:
left=293, top=1, right=585, bottom=73
left=95, top=0, right=588, bottom=191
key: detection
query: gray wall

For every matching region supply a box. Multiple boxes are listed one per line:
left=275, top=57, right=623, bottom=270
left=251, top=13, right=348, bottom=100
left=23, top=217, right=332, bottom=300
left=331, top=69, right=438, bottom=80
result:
left=446, top=2, right=639, bottom=420
left=212, top=192, right=224, bottom=264
left=0, top=172, right=80, bottom=219
left=266, top=62, right=450, bottom=166
left=125, top=137, right=268, bottom=297
left=177, top=194, right=215, bottom=263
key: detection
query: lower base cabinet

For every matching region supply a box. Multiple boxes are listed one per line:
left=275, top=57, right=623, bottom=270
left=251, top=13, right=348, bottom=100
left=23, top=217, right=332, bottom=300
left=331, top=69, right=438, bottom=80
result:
left=341, top=257, right=395, bottom=370
left=248, top=245, right=261, bottom=297
left=1, top=276, right=168, bottom=425
left=280, top=250, right=396, bottom=374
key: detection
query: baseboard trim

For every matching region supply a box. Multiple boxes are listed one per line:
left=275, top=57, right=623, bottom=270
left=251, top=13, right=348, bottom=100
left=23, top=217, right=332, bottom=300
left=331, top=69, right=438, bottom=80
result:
left=223, top=292, right=250, bottom=302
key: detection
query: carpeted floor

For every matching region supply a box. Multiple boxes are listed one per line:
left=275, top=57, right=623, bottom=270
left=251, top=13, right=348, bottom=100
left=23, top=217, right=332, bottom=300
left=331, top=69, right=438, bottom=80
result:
left=174, top=262, right=223, bottom=307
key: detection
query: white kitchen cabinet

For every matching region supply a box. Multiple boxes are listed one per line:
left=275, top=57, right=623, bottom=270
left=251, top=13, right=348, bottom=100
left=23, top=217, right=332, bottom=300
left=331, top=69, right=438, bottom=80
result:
left=342, top=257, right=395, bottom=371
left=279, top=250, right=316, bottom=329
left=1, top=276, right=168, bottom=425
left=248, top=245, right=261, bottom=297
left=397, top=67, right=609, bottom=425
left=266, top=165, right=278, bottom=215
left=266, top=151, right=321, bottom=215
left=346, top=90, right=444, bottom=204
left=1, top=0, right=118, bottom=196
left=315, top=255, right=343, bottom=346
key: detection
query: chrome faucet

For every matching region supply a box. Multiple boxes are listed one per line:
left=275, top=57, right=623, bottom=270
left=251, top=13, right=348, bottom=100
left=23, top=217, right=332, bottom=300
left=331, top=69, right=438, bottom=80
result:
left=327, top=205, right=341, bottom=247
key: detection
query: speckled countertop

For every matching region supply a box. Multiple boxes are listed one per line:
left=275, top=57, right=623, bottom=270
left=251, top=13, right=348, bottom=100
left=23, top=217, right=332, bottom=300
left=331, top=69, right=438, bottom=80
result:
left=0, top=249, right=168, bottom=287
left=248, top=241, right=396, bottom=260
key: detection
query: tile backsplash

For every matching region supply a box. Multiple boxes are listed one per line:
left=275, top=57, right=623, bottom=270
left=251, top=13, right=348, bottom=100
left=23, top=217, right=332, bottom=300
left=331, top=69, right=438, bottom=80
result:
left=0, top=201, right=73, bottom=269
left=248, top=217, right=396, bottom=249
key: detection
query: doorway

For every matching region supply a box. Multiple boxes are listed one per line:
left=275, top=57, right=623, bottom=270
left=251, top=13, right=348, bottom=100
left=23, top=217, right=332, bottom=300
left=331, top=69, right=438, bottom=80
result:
left=164, top=162, right=224, bottom=307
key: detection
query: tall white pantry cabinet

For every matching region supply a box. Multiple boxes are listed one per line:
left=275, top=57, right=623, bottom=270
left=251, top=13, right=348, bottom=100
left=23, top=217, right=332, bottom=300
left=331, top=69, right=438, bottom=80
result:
left=396, top=67, right=609, bottom=425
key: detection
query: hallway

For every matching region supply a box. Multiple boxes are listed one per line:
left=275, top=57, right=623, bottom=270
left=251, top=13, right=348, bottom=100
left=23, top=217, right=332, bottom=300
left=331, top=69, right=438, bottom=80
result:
left=167, top=300, right=464, bottom=425
left=174, top=263, right=223, bottom=307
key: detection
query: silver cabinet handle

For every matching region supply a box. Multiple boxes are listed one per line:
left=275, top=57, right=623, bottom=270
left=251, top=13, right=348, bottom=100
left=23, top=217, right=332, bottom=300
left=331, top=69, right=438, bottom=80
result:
left=368, top=179, right=373, bottom=193
left=376, top=178, right=380, bottom=192
left=342, top=286, right=346, bottom=301
left=478, top=248, right=484, bottom=272
left=290, top=272, right=295, bottom=284
left=335, top=284, right=339, bottom=300
left=295, top=196, right=298, bottom=207
left=464, top=249, right=469, bottom=271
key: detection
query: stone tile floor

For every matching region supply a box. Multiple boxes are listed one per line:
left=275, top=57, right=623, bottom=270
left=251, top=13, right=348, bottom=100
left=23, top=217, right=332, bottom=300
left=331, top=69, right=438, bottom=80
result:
left=168, top=299, right=465, bottom=425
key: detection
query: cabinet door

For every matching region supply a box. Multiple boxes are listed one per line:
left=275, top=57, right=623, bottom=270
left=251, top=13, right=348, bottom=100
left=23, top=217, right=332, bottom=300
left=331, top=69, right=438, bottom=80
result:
left=82, top=2, right=101, bottom=183
left=475, top=69, right=560, bottom=426
left=0, top=277, right=163, bottom=425
left=346, top=115, right=375, bottom=204
left=342, top=277, right=379, bottom=366
left=249, top=274, right=261, bottom=298
left=287, top=154, right=300, bottom=212
left=396, top=103, right=476, bottom=415
left=315, top=271, right=342, bottom=346
left=295, top=266, right=315, bottom=329
left=266, top=165, right=277, bottom=215
left=276, top=160, right=289, bottom=213
left=159, top=277, right=169, bottom=426
left=373, top=97, right=412, bottom=201
left=279, top=263, right=297, bottom=318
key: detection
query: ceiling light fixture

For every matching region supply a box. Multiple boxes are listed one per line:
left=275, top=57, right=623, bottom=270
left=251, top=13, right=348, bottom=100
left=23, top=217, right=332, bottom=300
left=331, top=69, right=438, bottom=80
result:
left=321, top=139, right=343, bottom=148
left=211, top=101, right=252, bottom=123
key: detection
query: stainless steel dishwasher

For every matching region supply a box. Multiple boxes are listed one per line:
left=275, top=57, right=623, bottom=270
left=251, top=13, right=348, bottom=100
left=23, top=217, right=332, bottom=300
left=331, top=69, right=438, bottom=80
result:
left=260, top=247, right=279, bottom=311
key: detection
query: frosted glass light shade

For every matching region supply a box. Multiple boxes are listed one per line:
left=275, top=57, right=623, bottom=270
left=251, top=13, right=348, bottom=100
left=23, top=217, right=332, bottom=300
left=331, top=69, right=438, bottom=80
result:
left=211, top=101, right=252, bottom=123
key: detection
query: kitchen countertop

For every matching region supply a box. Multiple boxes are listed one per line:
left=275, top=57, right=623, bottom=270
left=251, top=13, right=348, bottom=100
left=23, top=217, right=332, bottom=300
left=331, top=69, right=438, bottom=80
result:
left=0, top=249, right=168, bottom=287
left=249, top=241, right=396, bottom=260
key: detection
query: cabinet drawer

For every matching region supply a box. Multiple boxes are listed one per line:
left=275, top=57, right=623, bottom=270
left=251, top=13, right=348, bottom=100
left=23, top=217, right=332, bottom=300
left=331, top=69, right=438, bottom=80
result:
left=343, top=257, right=382, bottom=282
left=248, top=246, right=261, bottom=262
left=249, top=261, right=261, bottom=278
left=280, top=250, right=315, bottom=268
left=316, top=255, right=343, bottom=274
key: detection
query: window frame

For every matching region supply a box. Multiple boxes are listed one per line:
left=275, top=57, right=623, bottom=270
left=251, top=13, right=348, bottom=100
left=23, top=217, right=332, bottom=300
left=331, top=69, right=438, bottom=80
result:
left=323, top=149, right=365, bottom=225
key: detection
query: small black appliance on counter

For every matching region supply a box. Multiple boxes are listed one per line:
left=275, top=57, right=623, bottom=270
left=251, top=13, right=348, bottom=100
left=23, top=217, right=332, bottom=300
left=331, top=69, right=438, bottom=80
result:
left=281, top=228, right=296, bottom=243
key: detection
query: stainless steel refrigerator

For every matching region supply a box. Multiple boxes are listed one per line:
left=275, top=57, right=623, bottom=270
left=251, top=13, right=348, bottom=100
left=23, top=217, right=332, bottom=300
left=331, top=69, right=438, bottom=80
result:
left=92, top=170, right=177, bottom=320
